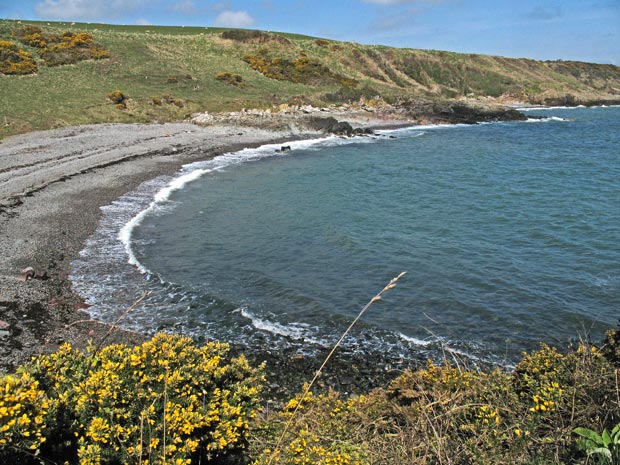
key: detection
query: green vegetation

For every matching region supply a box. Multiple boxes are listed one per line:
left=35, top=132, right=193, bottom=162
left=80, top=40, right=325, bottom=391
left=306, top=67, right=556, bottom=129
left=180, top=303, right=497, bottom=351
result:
left=216, top=72, right=245, bottom=87
left=1, top=333, right=263, bottom=465
left=574, top=423, right=620, bottom=464
left=11, top=25, right=110, bottom=67
left=1, top=328, right=619, bottom=464
left=0, top=40, right=37, bottom=75
left=251, top=333, right=620, bottom=465
left=0, top=18, right=619, bottom=138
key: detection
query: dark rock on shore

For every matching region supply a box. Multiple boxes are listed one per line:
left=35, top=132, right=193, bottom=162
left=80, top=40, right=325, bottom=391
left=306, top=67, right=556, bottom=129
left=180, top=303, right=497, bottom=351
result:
left=233, top=344, right=424, bottom=404
left=532, top=94, right=620, bottom=107
left=306, top=116, right=373, bottom=136
left=401, top=100, right=527, bottom=124
left=0, top=275, right=147, bottom=373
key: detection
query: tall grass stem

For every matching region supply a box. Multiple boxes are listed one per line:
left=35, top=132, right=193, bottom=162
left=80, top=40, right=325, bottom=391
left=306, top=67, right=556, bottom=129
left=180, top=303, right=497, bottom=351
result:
left=267, top=272, right=406, bottom=465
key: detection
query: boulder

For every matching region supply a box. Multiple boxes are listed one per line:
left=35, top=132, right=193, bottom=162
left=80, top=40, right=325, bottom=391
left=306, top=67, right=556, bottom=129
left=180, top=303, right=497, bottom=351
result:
left=306, top=116, right=355, bottom=136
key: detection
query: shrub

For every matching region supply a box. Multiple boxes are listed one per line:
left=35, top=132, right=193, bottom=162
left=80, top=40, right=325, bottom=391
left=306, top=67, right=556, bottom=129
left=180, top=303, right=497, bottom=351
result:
left=216, top=72, right=245, bottom=87
left=253, top=343, right=620, bottom=465
left=0, top=372, right=50, bottom=462
left=107, top=89, right=126, bottom=106
left=251, top=390, right=368, bottom=465
left=162, top=94, right=185, bottom=107
left=601, top=323, right=620, bottom=367
left=72, top=334, right=264, bottom=465
left=220, top=30, right=291, bottom=45
left=11, top=25, right=47, bottom=47
left=12, top=27, right=110, bottom=67
left=0, top=40, right=38, bottom=75
left=0, top=333, right=264, bottom=465
left=243, top=48, right=357, bottom=87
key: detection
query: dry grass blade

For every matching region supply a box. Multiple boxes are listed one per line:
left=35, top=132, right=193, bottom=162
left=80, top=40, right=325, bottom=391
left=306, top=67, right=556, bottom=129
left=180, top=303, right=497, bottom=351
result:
left=94, top=290, right=151, bottom=353
left=267, top=272, right=407, bottom=465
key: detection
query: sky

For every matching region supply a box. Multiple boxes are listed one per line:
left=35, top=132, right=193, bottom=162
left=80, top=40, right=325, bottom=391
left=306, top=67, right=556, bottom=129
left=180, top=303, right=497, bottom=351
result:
left=1, top=0, right=619, bottom=65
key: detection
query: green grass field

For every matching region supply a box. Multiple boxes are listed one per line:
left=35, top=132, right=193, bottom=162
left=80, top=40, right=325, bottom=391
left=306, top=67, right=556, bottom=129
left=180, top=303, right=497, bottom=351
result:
left=1, top=19, right=619, bottom=138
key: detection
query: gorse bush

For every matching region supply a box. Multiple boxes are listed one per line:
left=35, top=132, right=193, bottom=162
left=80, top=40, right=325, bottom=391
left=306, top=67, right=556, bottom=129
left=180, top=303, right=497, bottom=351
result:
left=221, top=30, right=291, bottom=45
left=243, top=47, right=357, bottom=87
left=253, top=342, right=620, bottom=465
left=12, top=25, right=110, bottom=67
left=107, top=90, right=126, bottom=104
left=0, top=372, right=50, bottom=457
left=1, top=323, right=619, bottom=465
left=251, top=390, right=368, bottom=465
left=601, top=323, right=620, bottom=367
left=0, top=333, right=264, bottom=465
left=216, top=72, right=245, bottom=87
left=38, top=32, right=110, bottom=67
left=0, top=40, right=38, bottom=75
left=107, top=89, right=128, bottom=109
left=74, top=335, right=263, bottom=465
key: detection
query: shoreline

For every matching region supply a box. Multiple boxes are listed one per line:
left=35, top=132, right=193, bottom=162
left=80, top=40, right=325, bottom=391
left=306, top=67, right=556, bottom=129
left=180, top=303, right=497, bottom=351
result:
left=0, top=99, right=548, bottom=398
left=0, top=122, right=313, bottom=366
left=0, top=113, right=431, bottom=400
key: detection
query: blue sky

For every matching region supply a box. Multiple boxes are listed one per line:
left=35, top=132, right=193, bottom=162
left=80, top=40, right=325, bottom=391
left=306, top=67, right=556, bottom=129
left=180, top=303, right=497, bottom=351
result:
left=2, top=0, right=619, bottom=64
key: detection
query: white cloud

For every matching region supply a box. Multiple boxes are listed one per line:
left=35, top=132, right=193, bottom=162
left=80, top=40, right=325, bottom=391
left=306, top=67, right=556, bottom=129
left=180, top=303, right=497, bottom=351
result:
left=214, top=10, right=255, bottom=28
left=135, top=18, right=153, bottom=25
left=35, top=0, right=146, bottom=20
left=170, top=0, right=198, bottom=15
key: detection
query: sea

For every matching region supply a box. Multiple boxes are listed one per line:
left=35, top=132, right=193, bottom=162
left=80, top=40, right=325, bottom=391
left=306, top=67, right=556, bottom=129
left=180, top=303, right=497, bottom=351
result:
left=71, top=106, right=620, bottom=367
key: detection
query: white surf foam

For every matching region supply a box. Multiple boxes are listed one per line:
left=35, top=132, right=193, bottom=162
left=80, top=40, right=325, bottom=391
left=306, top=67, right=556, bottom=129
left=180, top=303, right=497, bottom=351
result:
left=119, top=133, right=391, bottom=274
left=239, top=308, right=328, bottom=346
left=519, top=104, right=620, bottom=111
left=397, top=332, right=432, bottom=347
left=525, top=116, right=569, bottom=123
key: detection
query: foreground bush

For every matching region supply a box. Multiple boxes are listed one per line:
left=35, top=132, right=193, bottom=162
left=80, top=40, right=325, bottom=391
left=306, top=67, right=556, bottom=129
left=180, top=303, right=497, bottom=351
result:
left=252, top=337, right=620, bottom=465
left=0, top=372, right=49, bottom=457
left=0, top=333, right=264, bottom=465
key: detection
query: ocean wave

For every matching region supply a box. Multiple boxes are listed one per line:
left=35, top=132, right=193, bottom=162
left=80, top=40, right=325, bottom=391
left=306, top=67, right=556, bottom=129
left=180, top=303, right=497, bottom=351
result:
left=519, top=104, right=620, bottom=111
left=397, top=332, right=432, bottom=347
left=118, top=132, right=402, bottom=276
left=525, top=116, right=570, bottom=123
left=118, top=168, right=215, bottom=274
left=239, top=308, right=328, bottom=346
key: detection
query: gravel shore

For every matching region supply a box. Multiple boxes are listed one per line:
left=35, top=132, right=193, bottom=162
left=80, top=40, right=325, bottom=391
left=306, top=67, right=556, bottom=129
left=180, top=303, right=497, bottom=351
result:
left=0, top=115, right=424, bottom=401
left=0, top=122, right=312, bottom=366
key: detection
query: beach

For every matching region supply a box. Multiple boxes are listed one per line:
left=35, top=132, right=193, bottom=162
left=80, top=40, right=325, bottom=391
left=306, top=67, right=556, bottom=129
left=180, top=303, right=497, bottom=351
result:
left=0, top=112, right=432, bottom=399
left=0, top=121, right=306, bottom=361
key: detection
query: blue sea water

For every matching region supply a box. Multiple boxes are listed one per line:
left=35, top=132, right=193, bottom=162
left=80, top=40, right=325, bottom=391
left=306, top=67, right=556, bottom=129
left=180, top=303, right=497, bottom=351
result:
left=71, top=106, right=620, bottom=366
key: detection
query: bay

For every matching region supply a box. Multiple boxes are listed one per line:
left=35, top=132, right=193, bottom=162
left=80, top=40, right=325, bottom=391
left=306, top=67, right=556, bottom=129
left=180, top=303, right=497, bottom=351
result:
left=72, top=106, right=620, bottom=366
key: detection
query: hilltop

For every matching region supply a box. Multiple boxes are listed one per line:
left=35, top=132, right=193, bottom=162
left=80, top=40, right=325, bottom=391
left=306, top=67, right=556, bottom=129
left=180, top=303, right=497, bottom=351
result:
left=1, top=19, right=620, bottom=137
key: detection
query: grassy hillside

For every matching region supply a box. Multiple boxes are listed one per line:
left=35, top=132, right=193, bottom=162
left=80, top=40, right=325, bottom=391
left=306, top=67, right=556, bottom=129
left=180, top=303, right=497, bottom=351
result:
left=1, top=19, right=620, bottom=137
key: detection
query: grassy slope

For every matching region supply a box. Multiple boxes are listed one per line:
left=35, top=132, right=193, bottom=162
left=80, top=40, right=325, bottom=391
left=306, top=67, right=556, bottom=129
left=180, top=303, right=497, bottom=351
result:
left=1, top=19, right=620, bottom=137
